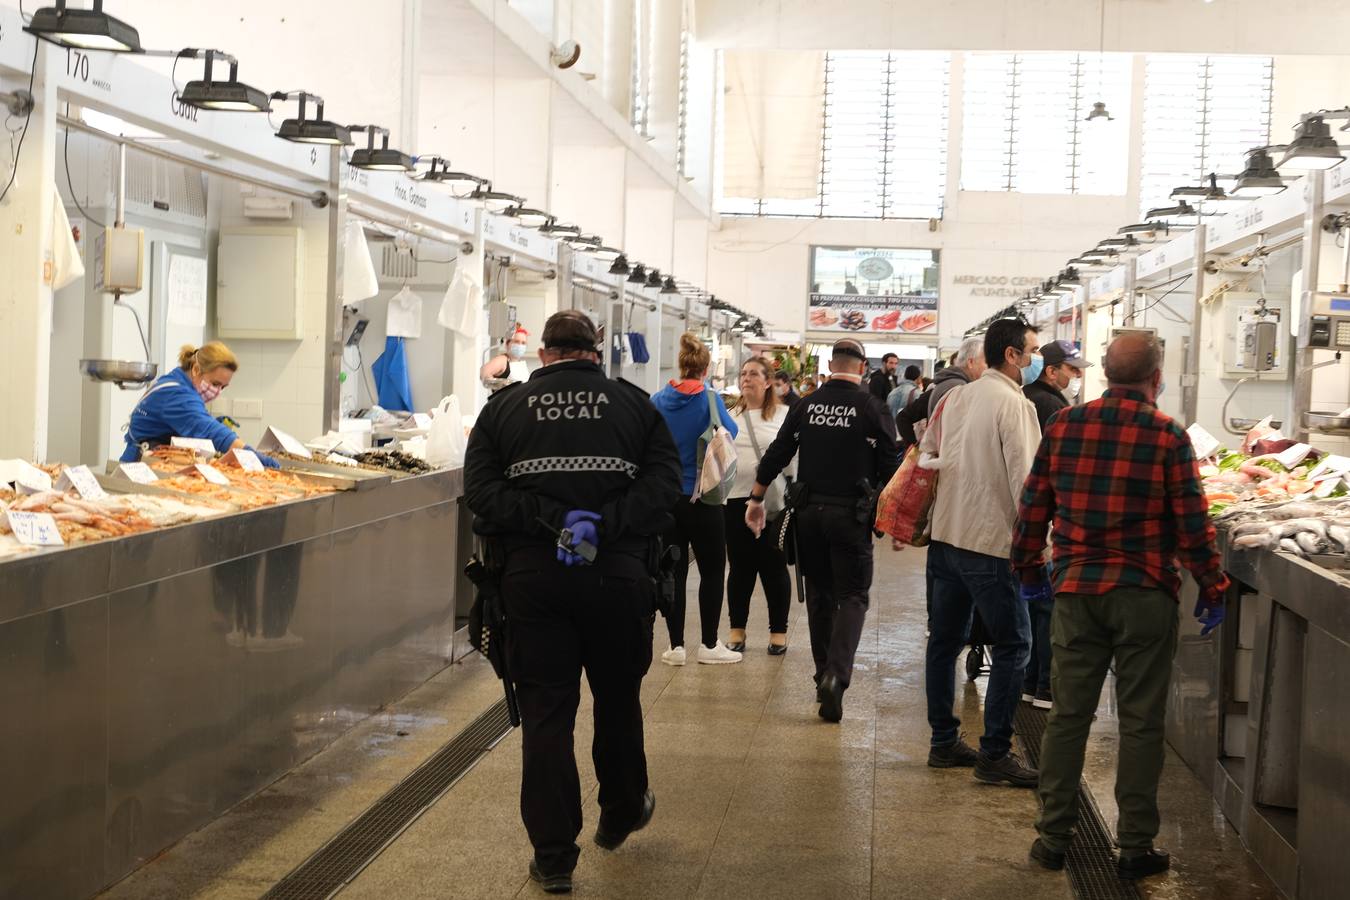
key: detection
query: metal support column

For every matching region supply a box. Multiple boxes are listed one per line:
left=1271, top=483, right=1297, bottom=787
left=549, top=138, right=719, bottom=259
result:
left=1123, top=258, right=1138, bottom=325
left=1182, top=224, right=1209, bottom=427
left=1294, top=171, right=1326, bottom=441
left=322, top=147, right=345, bottom=432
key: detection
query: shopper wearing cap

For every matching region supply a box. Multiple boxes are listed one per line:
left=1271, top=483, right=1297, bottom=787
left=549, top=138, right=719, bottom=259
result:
left=1020, top=339, right=1094, bottom=711
left=745, top=337, right=900, bottom=723
left=920, top=318, right=1042, bottom=788
left=1024, top=339, right=1092, bottom=431
left=464, top=310, right=682, bottom=894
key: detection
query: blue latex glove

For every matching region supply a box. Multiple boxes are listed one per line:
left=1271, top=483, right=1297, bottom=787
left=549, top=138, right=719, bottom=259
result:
left=557, top=510, right=601, bottom=566
left=1020, top=581, right=1053, bottom=604
left=1196, top=603, right=1225, bottom=636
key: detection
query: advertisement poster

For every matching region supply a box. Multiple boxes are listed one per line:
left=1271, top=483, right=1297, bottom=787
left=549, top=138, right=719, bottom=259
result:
left=808, top=246, right=939, bottom=335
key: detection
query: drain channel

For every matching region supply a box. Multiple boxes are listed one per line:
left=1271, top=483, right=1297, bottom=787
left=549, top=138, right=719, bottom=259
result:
left=1015, top=703, right=1140, bottom=900
left=263, top=699, right=514, bottom=900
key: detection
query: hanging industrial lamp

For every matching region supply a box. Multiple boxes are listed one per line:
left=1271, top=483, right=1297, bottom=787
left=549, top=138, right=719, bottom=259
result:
left=1278, top=116, right=1345, bottom=170
left=274, top=92, right=352, bottom=145
left=627, top=264, right=648, bottom=284
left=1085, top=101, right=1113, bottom=123
left=660, top=275, right=680, bottom=294
left=417, top=156, right=489, bottom=194
left=465, top=185, right=526, bottom=212
left=1084, top=0, right=1111, bottom=122
left=607, top=253, right=631, bottom=275
left=500, top=206, right=555, bottom=229
left=25, top=0, right=140, bottom=52
left=348, top=125, right=415, bottom=171
left=1231, top=147, right=1287, bottom=197
left=645, top=268, right=664, bottom=289
left=1144, top=200, right=1199, bottom=221
left=539, top=222, right=583, bottom=238
left=176, top=50, right=271, bottom=112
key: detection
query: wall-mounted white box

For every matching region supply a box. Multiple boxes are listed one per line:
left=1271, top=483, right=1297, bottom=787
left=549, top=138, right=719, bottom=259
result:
left=232, top=398, right=264, bottom=419
left=216, top=226, right=304, bottom=340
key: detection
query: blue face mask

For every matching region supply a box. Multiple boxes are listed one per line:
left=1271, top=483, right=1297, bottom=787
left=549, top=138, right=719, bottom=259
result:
left=1156, top=380, right=1166, bottom=398
left=1021, top=353, right=1044, bottom=387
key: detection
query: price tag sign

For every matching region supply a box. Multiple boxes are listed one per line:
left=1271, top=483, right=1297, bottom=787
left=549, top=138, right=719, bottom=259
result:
left=56, top=465, right=108, bottom=500
left=1309, top=454, right=1350, bottom=481
left=0, top=459, right=53, bottom=493
left=224, top=448, right=265, bottom=472
left=1186, top=424, right=1221, bottom=461
left=116, top=462, right=159, bottom=484
left=411, top=413, right=432, bottom=430
left=259, top=426, right=312, bottom=459
left=171, top=436, right=218, bottom=456
left=1275, top=443, right=1314, bottom=470
left=192, top=463, right=231, bottom=486
left=6, top=510, right=65, bottom=546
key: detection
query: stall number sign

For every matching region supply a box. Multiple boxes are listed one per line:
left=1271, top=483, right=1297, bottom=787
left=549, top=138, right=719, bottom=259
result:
left=117, top=462, right=158, bottom=484
left=225, top=449, right=265, bottom=472
left=6, top=511, right=65, bottom=547
left=193, top=463, right=231, bottom=486
left=171, top=436, right=218, bottom=456
left=56, top=465, right=107, bottom=500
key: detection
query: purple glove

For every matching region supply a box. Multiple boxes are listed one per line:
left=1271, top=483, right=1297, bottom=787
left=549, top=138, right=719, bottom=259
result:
left=1196, top=603, right=1225, bottom=636
left=557, top=510, right=601, bottom=567
left=1019, top=581, right=1053, bottom=604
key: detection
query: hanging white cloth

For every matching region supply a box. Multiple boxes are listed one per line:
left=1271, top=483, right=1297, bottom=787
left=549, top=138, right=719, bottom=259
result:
left=386, top=285, right=423, bottom=339
left=50, top=185, right=84, bottom=291
left=438, top=266, right=483, bottom=338
left=342, top=221, right=380, bottom=308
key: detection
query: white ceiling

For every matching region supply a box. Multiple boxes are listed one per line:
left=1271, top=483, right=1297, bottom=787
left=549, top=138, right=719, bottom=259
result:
left=693, top=0, right=1350, bottom=56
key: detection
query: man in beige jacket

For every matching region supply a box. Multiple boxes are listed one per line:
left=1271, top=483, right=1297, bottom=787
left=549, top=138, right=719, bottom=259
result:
left=920, top=317, right=1042, bottom=788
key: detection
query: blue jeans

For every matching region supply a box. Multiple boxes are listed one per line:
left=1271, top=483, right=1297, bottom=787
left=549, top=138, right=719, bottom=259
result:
left=925, top=541, right=1031, bottom=758
left=1024, top=593, right=1053, bottom=695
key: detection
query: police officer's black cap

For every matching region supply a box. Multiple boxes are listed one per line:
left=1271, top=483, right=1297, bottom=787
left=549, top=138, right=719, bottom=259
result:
left=832, top=338, right=867, bottom=361
left=542, top=310, right=602, bottom=353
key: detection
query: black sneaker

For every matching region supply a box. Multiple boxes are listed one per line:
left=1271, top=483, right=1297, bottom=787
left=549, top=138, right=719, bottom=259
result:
left=1032, top=689, right=1053, bottom=710
left=927, top=736, right=979, bottom=768
left=817, top=674, right=844, bottom=723
left=974, top=751, right=1039, bottom=788
left=1117, top=848, right=1170, bottom=880
left=1029, top=838, right=1066, bottom=870
left=529, top=860, right=573, bottom=894
left=594, top=789, right=656, bottom=851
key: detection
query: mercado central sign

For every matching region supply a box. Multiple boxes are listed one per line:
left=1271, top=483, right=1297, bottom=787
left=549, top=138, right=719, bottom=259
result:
left=951, top=275, right=1043, bottom=298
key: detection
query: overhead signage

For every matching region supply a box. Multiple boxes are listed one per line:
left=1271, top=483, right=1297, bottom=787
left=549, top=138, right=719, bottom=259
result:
left=950, top=275, right=1042, bottom=299
left=345, top=167, right=478, bottom=238
left=481, top=213, right=560, bottom=264
left=809, top=246, right=939, bottom=335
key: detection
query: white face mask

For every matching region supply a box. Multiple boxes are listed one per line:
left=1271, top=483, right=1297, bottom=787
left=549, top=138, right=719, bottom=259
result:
left=775, top=384, right=789, bottom=397
left=508, top=343, right=527, bottom=360
left=1063, top=378, right=1080, bottom=401
left=198, top=381, right=222, bottom=403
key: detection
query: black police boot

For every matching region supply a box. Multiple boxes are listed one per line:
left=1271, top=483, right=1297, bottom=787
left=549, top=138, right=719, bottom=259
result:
left=1029, top=838, right=1066, bottom=870
left=594, top=789, right=656, bottom=851
left=817, top=674, right=844, bottom=723
left=1117, top=848, right=1170, bottom=880
left=528, top=860, right=572, bottom=894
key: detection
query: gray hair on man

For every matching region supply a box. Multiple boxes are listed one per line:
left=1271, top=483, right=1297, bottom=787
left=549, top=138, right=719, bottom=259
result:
left=955, top=336, right=985, bottom=366
left=1103, top=332, right=1164, bottom=385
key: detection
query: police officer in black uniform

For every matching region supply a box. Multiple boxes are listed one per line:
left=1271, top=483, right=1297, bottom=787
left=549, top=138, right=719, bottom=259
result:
left=464, top=310, right=682, bottom=895
left=745, top=338, right=900, bottom=723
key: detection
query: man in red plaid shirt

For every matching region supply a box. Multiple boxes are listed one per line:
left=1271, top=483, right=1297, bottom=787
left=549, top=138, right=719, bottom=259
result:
left=1011, top=332, right=1228, bottom=882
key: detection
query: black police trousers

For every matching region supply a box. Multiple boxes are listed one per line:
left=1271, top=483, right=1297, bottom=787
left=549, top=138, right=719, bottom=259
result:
left=501, top=551, right=656, bottom=875
left=795, top=503, right=875, bottom=689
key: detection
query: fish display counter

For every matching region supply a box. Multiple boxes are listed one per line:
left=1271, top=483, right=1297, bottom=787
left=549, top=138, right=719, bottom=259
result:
left=0, top=464, right=475, bottom=900
left=1167, top=514, right=1350, bottom=899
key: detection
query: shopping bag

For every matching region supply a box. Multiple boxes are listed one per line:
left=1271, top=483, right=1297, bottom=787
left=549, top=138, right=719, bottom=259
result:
left=426, top=395, right=467, bottom=467
left=876, top=393, right=950, bottom=545
left=693, top=389, right=737, bottom=505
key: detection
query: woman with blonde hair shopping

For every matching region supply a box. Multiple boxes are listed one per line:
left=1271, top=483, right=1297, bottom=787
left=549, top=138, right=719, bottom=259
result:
left=725, top=357, right=794, bottom=655
left=652, top=333, right=742, bottom=665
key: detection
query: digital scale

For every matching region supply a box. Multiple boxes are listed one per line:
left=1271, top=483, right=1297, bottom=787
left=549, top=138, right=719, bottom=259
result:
left=1307, top=293, right=1350, bottom=350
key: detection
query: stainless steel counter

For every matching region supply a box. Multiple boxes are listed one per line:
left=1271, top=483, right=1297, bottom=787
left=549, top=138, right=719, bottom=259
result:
left=1166, top=537, right=1350, bottom=900
left=0, top=467, right=471, bottom=900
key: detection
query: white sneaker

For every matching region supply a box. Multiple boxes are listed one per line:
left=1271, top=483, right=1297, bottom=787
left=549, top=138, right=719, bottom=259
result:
left=661, top=646, right=687, bottom=667
left=696, top=641, right=743, bottom=665
left=1021, top=692, right=1036, bottom=704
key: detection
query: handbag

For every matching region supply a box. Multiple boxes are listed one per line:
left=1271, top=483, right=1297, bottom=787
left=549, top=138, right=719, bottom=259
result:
left=741, top=409, right=786, bottom=518
left=693, top=388, right=738, bottom=506
left=875, top=393, right=950, bottom=546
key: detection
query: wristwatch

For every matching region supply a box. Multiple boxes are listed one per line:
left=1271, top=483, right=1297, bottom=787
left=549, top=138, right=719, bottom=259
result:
left=747, top=495, right=764, bottom=505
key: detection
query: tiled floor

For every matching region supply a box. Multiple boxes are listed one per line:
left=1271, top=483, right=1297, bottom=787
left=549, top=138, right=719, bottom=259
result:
left=99, top=546, right=1279, bottom=900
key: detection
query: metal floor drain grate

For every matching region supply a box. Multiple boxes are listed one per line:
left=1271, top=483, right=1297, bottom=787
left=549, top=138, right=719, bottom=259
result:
left=1016, top=704, right=1140, bottom=900
left=263, top=699, right=514, bottom=900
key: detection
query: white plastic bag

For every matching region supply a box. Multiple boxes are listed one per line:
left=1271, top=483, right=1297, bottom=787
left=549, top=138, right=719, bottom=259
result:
left=425, top=395, right=467, bottom=467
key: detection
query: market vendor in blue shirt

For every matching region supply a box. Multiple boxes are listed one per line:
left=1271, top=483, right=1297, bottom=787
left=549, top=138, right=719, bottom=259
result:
left=120, top=341, right=278, bottom=466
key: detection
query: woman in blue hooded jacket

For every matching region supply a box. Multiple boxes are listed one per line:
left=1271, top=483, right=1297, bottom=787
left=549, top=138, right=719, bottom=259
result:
left=121, top=341, right=277, bottom=466
left=650, top=333, right=742, bottom=666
